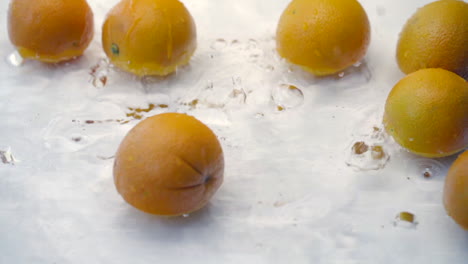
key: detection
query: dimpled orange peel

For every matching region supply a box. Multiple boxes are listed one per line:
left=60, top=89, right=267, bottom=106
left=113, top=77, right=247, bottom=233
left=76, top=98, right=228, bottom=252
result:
left=276, top=0, right=370, bottom=76
left=396, top=0, right=468, bottom=78
left=444, top=150, right=468, bottom=230
left=7, top=0, right=94, bottom=63
left=102, top=0, right=197, bottom=76
left=383, top=68, right=468, bottom=158
left=113, top=113, right=224, bottom=216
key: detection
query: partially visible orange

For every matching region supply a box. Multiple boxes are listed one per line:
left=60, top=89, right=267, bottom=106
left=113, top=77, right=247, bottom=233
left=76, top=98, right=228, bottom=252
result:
left=383, top=68, right=468, bottom=158
left=396, top=0, right=468, bottom=78
left=113, top=113, right=224, bottom=216
left=102, top=0, right=197, bottom=76
left=444, top=150, right=468, bottom=230
left=276, top=0, right=370, bottom=76
left=7, top=0, right=94, bottom=63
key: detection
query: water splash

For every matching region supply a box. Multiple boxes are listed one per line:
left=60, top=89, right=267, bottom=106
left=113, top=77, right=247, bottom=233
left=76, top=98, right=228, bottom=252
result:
left=406, top=158, right=446, bottom=179
left=345, top=125, right=390, bottom=170
left=271, top=84, right=304, bottom=110
left=89, top=58, right=110, bottom=88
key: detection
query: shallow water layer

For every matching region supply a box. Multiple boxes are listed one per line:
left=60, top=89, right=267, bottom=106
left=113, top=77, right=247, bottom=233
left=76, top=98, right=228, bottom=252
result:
left=0, top=0, right=467, bottom=263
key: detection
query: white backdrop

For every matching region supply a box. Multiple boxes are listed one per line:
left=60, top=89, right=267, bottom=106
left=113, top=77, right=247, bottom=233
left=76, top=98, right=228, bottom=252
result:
left=0, top=0, right=467, bottom=263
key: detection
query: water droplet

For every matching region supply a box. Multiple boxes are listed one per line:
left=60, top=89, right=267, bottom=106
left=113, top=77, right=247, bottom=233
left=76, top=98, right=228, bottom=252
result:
left=371, top=145, right=386, bottom=160
left=352, top=141, right=369, bottom=155
left=423, top=169, right=432, bottom=178
left=182, top=214, right=190, bottom=218
left=0, top=147, right=18, bottom=165
left=271, top=84, right=304, bottom=110
left=263, top=65, right=275, bottom=71
left=393, top=211, right=418, bottom=229
left=409, top=138, right=414, bottom=142
left=229, top=89, right=247, bottom=104
left=346, top=142, right=389, bottom=170
left=247, top=39, right=258, bottom=49
left=230, top=39, right=240, bottom=46
left=338, top=72, right=345, bottom=78
left=255, top=113, right=265, bottom=118
left=7, top=51, right=24, bottom=67
left=353, top=61, right=362, bottom=67
left=210, top=38, right=227, bottom=50
left=90, top=58, right=110, bottom=88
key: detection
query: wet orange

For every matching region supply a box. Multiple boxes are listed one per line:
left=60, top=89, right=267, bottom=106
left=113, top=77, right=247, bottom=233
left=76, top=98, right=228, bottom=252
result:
left=396, top=0, right=468, bottom=78
left=276, top=0, right=370, bottom=76
left=113, top=113, right=224, bottom=216
left=444, top=150, right=468, bottom=230
left=383, top=68, right=468, bottom=158
left=102, top=0, right=197, bottom=76
left=8, top=0, right=94, bottom=63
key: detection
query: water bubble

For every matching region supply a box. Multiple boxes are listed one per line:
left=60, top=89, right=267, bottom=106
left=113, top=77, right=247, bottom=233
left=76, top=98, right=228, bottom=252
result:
left=210, top=38, right=227, bottom=50
left=271, top=84, right=304, bottom=110
left=7, top=51, right=24, bottom=67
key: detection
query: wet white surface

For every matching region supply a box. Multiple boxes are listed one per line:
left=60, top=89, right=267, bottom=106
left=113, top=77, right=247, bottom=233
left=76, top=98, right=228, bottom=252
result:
left=1, top=0, right=467, bottom=263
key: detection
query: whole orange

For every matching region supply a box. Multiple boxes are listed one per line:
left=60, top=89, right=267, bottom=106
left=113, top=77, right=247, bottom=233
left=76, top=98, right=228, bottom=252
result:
left=444, top=150, right=468, bottom=230
left=113, top=113, right=224, bottom=216
left=383, top=68, right=468, bottom=158
left=276, top=0, right=370, bottom=76
left=7, top=0, right=94, bottom=63
left=102, top=0, right=197, bottom=76
left=396, top=0, right=468, bottom=78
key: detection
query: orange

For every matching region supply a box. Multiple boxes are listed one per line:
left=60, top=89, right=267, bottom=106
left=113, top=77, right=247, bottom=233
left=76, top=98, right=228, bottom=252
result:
left=7, top=0, right=94, bottom=63
left=396, top=0, right=468, bottom=78
left=102, top=0, right=197, bottom=76
left=383, top=68, right=468, bottom=158
left=444, top=150, right=468, bottom=230
left=113, top=113, right=224, bottom=216
left=276, top=0, right=370, bottom=76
